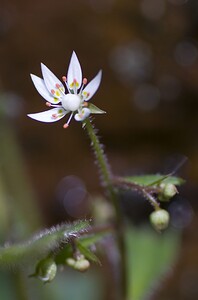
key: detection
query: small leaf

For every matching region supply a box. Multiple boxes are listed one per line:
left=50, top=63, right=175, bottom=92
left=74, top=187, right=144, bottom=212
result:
left=88, top=103, right=106, bottom=114
left=76, top=241, right=101, bottom=265
left=124, top=174, right=185, bottom=187
left=56, top=230, right=109, bottom=265
left=79, top=231, right=109, bottom=248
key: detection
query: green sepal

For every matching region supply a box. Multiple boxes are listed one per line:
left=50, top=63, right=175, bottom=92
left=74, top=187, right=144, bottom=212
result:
left=87, top=103, right=106, bottom=114
left=30, top=257, right=57, bottom=283
left=76, top=241, right=101, bottom=265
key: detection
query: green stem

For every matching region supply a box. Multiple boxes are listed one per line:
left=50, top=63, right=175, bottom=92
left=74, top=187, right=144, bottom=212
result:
left=84, top=118, right=127, bottom=300
left=113, top=176, right=160, bottom=210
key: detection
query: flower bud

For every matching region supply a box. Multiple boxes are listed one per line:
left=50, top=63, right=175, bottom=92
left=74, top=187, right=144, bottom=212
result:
left=150, top=209, right=170, bottom=231
left=66, top=258, right=76, bottom=267
left=74, top=258, right=90, bottom=272
left=158, top=183, right=178, bottom=202
left=34, top=257, right=57, bottom=283
left=66, top=255, right=90, bottom=272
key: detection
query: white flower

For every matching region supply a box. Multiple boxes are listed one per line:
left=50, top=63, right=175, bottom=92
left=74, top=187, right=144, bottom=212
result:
left=28, top=51, right=105, bottom=128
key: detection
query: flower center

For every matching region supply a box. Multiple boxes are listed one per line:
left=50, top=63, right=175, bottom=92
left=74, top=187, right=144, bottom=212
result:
left=61, top=94, right=81, bottom=112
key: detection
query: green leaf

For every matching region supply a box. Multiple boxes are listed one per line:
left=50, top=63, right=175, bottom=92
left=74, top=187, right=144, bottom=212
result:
left=124, top=174, right=185, bottom=187
left=126, top=226, right=181, bottom=300
left=76, top=241, right=100, bottom=264
left=0, top=220, right=90, bottom=268
left=88, top=103, right=106, bottom=114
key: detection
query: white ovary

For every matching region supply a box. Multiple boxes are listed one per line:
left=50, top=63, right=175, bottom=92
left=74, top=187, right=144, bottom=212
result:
left=61, top=94, right=81, bottom=112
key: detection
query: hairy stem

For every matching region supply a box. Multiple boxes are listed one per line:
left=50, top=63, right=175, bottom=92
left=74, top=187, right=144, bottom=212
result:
left=84, top=118, right=127, bottom=300
left=113, top=176, right=161, bottom=210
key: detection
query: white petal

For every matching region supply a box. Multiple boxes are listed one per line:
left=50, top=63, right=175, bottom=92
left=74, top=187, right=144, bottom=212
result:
left=27, top=108, right=67, bottom=123
left=67, top=51, right=82, bottom=91
left=41, top=63, right=65, bottom=97
left=30, top=74, right=60, bottom=104
left=74, top=108, right=90, bottom=121
left=82, top=70, right=102, bottom=101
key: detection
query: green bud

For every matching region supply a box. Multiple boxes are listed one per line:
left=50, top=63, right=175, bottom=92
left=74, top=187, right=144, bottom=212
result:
left=32, top=257, right=57, bottom=283
left=74, top=258, right=90, bottom=272
left=66, top=255, right=90, bottom=272
left=66, top=258, right=76, bottom=267
left=150, top=209, right=170, bottom=231
left=158, top=183, right=178, bottom=202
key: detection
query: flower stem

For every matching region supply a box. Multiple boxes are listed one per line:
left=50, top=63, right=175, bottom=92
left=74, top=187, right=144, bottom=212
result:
left=84, top=118, right=127, bottom=300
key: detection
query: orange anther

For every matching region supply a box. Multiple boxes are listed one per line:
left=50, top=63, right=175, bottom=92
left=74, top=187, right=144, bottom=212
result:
left=63, top=123, right=69, bottom=129
left=83, top=102, right=88, bottom=107
left=62, top=76, right=67, bottom=82
left=83, top=78, right=87, bottom=85
left=46, top=102, right=51, bottom=107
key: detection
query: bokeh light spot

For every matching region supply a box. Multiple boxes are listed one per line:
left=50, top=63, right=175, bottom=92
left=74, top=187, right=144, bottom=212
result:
left=169, top=197, right=194, bottom=229
left=175, top=41, right=198, bottom=67
left=110, top=41, right=153, bottom=85
left=133, top=83, right=160, bottom=111
left=140, top=0, right=166, bottom=21
left=56, top=176, right=89, bottom=218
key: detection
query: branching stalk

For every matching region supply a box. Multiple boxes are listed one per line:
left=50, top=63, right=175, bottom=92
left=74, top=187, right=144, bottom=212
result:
left=113, top=176, right=160, bottom=210
left=84, top=118, right=127, bottom=300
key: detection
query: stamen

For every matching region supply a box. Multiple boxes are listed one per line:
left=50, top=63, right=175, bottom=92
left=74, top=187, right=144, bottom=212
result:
left=79, top=78, right=88, bottom=95
left=50, top=104, right=62, bottom=108
left=54, top=83, right=65, bottom=97
left=51, top=89, right=55, bottom=95
left=83, top=102, right=88, bottom=107
left=83, top=78, right=87, bottom=85
left=46, top=102, right=51, bottom=107
left=62, top=75, right=70, bottom=92
left=63, top=112, right=74, bottom=128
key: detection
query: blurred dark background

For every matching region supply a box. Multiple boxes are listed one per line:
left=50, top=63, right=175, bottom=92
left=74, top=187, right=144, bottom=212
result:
left=0, top=0, right=198, bottom=299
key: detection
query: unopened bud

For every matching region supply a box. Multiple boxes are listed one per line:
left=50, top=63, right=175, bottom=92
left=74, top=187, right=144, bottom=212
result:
left=66, top=255, right=90, bottom=272
left=150, top=209, right=170, bottom=231
left=74, top=258, right=90, bottom=272
left=32, top=257, right=57, bottom=283
left=66, top=258, right=76, bottom=267
left=158, top=183, right=178, bottom=202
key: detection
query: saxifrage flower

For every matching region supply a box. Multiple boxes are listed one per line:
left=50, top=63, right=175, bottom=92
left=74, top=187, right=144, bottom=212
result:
left=28, top=51, right=105, bottom=128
